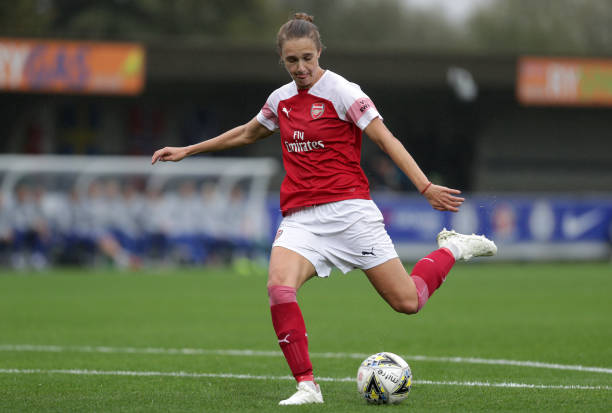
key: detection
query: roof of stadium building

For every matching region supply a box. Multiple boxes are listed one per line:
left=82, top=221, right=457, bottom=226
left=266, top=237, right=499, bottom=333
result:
left=146, top=43, right=516, bottom=90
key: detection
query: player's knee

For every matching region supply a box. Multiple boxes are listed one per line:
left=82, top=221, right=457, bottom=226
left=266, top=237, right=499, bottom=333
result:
left=390, top=297, right=419, bottom=315
left=267, top=270, right=281, bottom=288
left=267, top=262, right=287, bottom=286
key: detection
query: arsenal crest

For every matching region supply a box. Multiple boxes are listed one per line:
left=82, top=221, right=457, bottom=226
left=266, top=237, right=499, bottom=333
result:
left=310, top=103, right=325, bottom=119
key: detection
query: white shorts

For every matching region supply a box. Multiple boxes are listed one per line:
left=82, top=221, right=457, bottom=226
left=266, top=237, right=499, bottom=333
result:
left=272, top=199, right=399, bottom=277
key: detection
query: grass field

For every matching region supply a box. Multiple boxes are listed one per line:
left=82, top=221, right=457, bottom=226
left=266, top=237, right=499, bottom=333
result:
left=0, top=262, right=611, bottom=412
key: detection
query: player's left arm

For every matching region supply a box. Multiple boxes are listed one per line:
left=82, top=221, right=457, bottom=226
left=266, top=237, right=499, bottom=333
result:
left=364, top=117, right=464, bottom=212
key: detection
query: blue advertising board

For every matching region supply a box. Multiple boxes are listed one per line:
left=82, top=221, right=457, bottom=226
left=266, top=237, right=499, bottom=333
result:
left=267, top=194, right=612, bottom=261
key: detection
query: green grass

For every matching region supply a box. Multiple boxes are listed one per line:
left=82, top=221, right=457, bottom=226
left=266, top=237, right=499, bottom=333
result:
left=0, top=262, right=611, bottom=412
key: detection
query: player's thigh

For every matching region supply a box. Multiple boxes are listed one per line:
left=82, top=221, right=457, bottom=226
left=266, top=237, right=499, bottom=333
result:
left=268, top=246, right=317, bottom=289
left=363, top=258, right=417, bottom=311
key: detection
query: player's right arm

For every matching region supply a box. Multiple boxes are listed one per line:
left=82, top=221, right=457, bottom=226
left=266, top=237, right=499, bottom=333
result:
left=151, top=117, right=274, bottom=164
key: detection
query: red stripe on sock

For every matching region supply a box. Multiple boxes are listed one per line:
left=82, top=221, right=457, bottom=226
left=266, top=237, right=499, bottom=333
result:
left=410, top=248, right=455, bottom=311
left=270, top=301, right=313, bottom=381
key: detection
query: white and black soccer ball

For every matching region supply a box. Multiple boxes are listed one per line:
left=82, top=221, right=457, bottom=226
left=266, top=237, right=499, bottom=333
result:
left=356, top=352, right=412, bottom=404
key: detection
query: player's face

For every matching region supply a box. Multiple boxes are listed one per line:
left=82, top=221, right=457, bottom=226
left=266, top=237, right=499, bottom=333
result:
left=281, top=37, right=323, bottom=89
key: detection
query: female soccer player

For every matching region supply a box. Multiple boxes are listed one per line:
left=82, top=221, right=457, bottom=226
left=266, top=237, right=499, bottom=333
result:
left=152, top=13, right=496, bottom=405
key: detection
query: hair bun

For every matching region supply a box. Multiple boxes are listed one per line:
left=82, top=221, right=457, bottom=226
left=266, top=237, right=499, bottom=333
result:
left=293, top=12, right=314, bottom=23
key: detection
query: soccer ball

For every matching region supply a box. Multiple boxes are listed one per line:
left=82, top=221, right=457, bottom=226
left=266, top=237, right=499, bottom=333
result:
left=356, top=352, right=412, bottom=404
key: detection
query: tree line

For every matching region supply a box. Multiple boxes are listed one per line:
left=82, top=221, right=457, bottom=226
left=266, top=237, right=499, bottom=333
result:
left=1, top=0, right=611, bottom=55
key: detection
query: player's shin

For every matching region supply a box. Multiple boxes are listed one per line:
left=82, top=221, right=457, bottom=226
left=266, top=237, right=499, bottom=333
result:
left=409, top=248, right=455, bottom=311
left=268, top=285, right=314, bottom=382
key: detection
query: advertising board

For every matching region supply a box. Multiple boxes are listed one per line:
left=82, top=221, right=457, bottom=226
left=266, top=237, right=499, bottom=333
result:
left=0, top=38, right=145, bottom=95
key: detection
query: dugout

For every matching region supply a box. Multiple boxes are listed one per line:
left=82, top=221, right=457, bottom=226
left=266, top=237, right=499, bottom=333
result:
left=2, top=42, right=611, bottom=194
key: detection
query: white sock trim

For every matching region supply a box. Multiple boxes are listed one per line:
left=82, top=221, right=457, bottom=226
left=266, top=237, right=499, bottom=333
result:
left=442, top=241, right=462, bottom=261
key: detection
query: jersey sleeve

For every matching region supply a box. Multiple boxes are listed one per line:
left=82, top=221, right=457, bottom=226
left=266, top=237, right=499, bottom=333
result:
left=256, top=96, right=279, bottom=131
left=337, top=82, right=382, bottom=130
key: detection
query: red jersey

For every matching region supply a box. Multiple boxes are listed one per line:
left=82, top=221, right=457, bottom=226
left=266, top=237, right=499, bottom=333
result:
left=256, top=70, right=381, bottom=213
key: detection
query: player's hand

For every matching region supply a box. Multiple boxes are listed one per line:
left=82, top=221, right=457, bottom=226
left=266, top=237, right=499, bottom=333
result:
left=423, top=184, right=465, bottom=212
left=151, top=147, right=189, bottom=164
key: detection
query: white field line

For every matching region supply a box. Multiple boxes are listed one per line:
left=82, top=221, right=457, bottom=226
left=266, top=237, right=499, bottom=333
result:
left=1, top=344, right=611, bottom=375
left=0, top=368, right=610, bottom=391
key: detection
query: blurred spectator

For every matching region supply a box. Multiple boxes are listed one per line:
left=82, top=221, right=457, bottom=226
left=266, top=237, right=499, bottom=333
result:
left=220, top=185, right=261, bottom=261
left=62, top=188, right=97, bottom=264
left=120, top=181, right=147, bottom=255
left=365, top=155, right=412, bottom=193
left=142, top=187, right=172, bottom=263
left=38, top=185, right=73, bottom=263
left=0, top=193, right=14, bottom=265
left=198, top=181, right=223, bottom=238
left=10, top=184, right=51, bottom=269
left=166, top=180, right=208, bottom=264
left=85, top=180, right=141, bottom=269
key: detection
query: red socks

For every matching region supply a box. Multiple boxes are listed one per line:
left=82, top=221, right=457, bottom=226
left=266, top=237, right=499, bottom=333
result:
left=268, top=285, right=314, bottom=382
left=410, top=248, right=455, bottom=311
left=267, top=249, right=454, bottom=382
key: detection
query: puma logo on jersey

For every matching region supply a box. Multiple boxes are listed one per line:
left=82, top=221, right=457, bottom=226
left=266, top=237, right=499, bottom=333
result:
left=362, top=247, right=376, bottom=256
left=278, top=334, right=291, bottom=344
left=282, top=107, right=292, bottom=118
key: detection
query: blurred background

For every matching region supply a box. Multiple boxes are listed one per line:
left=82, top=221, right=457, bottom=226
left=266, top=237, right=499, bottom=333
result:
left=0, top=0, right=611, bottom=270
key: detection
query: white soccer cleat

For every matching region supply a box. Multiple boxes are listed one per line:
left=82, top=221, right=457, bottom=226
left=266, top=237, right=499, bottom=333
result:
left=437, top=228, right=497, bottom=261
left=279, top=381, right=324, bottom=405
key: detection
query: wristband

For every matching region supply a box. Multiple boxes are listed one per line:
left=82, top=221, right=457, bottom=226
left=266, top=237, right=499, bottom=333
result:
left=420, top=182, right=432, bottom=195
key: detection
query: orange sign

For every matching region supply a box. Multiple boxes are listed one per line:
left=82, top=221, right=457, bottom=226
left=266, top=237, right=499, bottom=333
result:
left=517, top=57, right=612, bottom=106
left=0, top=38, right=145, bottom=95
